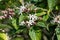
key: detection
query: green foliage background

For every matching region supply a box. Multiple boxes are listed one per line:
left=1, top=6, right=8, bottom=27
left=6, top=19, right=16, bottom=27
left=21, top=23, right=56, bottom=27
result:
left=0, top=0, right=60, bottom=40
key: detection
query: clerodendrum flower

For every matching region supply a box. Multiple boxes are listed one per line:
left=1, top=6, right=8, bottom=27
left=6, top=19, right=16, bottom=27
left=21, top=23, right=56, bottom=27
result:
left=26, top=20, right=34, bottom=27
left=20, top=14, right=38, bottom=27
left=53, top=15, right=60, bottom=23
left=19, top=6, right=27, bottom=14
left=28, top=14, right=38, bottom=21
left=27, top=14, right=38, bottom=26
left=0, top=8, right=15, bottom=19
left=20, top=21, right=25, bottom=25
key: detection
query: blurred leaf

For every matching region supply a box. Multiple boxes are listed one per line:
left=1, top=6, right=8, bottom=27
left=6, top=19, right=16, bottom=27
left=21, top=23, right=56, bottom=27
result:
left=15, top=9, right=20, bottom=14
left=55, top=27, right=60, bottom=40
left=31, top=0, right=42, bottom=2
left=19, top=0, right=24, bottom=5
left=32, top=0, right=38, bottom=2
left=36, top=12, right=46, bottom=17
left=12, top=18, right=18, bottom=30
left=29, top=27, right=41, bottom=40
left=56, top=35, right=60, bottom=40
left=35, top=30, right=42, bottom=40
left=0, top=33, right=9, bottom=40
left=0, top=0, right=2, bottom=1
left=0, top=23, right=12, bottom=29
left=55, top=27, right=60, bottom=35
left=19, top=14, right=24, bottom=23
left=47, top=0, right=57, bottom=10
left=16, top=29, right=23, bottom=34
left=12, top=37, right=24, bottom=40
left=0, top=4, right=6, bottom=10
left=42, top=14, right=49, bottom=21
left=37, top=22, right=47, bottom=27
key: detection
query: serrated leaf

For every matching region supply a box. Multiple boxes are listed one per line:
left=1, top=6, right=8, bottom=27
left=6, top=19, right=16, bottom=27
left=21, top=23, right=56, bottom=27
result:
left=47, top=0, right=57, bottom=10
left=0, top=33, right=9, bottom=40
left=29, top=28, right=41, bottom=40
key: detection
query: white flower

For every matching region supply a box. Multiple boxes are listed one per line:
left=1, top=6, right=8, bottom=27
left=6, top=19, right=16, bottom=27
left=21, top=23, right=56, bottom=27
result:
left=32, top=14, right=37, bottom=21
left=19, top=6, right=26, bottom=14
left=19, top=21, right=25, bottom=25
left=26, top=20, right=35, bottom=27
left=28, top=14, right=38, bottom=21
left=27, top=14, right=38, bottom=26
left=28, top=14, right=32, bottom=20
left=53, top=15, right=60, bottom=23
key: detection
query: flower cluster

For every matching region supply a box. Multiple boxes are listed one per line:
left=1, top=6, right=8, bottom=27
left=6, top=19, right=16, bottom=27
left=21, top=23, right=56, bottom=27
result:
left=0, top=8, right=15, bottom=19
left=27, top=14, right=37, bottom=26
left=20, top=14, right=38, bottom=27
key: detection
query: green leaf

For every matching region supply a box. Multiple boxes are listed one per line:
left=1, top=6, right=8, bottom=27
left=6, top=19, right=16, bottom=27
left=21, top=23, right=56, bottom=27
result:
left=57, top=35, right=60, bottom=40
left=42, top=14, right=49, bottom=21
left=47, top=0, right=57, bottom=10
left=19, top=0, right=24, bottom=5
left=0, top=4, right=6, bottom=10
left=19, top=14, right=24, bottom=23
left=0, top=0, right=2, bottom=1
left=0, top=23, right=12, bottom=29
left=55, top=27, right=60, bottom=40
left=12, top=37, right=24, bottom=40
left=32, top=0, right=38, bottom=2
left=16, top=29, right=23, bottom=34
left=15, top=10, right=20, bottom=14
left=37, top=22, right=47, bottom=27
left=36, top=12, right=46, bottom=17
left=29, top=27, right=41, bottom=40
left=0, top=33, right=9, bottom=40
left=35, top=30, right=42, bottom=40
left=31, top=0, right=42, bottom=2
left=12, top=18, right=18, bottom=30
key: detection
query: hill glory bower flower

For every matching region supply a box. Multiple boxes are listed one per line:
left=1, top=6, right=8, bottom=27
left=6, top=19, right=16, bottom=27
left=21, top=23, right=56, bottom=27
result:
left=19, top=14, right=38, bottom=26
left=27, top=14, right=37, bottom=26
left=53, top=15, right=60, bottom=23
left=0, top=8, right=15, bottom=19
left=26, top=20, right=35, bottom=27
left=20, top=21, right=25, bottom=25
left=19, top=6, right=27, bottom=14
left=28, top=14, right=38, bottom=21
